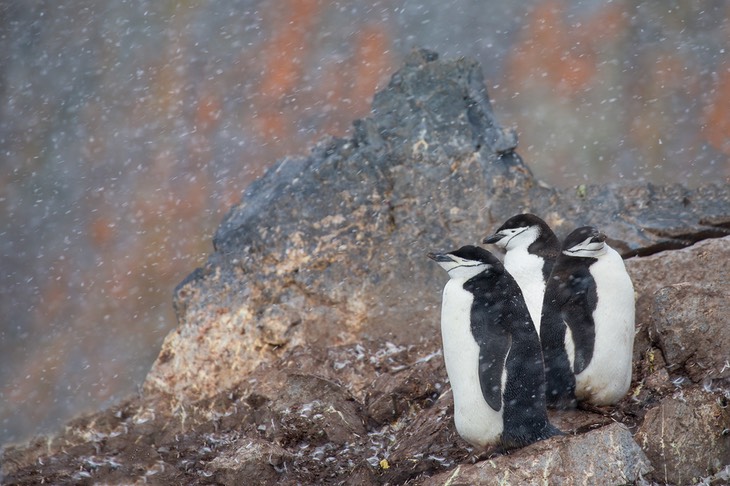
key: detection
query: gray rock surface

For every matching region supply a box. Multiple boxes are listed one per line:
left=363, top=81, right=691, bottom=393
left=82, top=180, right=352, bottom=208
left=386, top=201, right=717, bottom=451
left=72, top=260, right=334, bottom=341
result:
left=3, top=50, right=730, bottom=485
left=650, top=281, right=729, bottom=382
left=636, top=387, right=730, bottom=485
left=626, top=236, right=730, bottom=367
left=422, top=423, right=652, bottom=486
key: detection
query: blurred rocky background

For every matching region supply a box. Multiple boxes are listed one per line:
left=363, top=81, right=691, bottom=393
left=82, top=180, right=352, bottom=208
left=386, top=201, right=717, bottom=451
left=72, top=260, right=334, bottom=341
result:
left=1, top=0, right=729, bottom=447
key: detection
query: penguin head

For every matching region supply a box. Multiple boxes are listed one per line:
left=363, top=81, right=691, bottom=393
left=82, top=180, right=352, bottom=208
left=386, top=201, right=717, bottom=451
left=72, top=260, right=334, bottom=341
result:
left=482, top=213, right=546, bottom=250
left=562, top=226, right=608, bottom=258
left=428, top=245, right=502, bottom=279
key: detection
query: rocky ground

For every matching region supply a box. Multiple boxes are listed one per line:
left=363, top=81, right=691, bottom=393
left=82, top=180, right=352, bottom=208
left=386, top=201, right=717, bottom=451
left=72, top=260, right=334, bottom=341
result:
left=2, top=50, right=729, bottom=485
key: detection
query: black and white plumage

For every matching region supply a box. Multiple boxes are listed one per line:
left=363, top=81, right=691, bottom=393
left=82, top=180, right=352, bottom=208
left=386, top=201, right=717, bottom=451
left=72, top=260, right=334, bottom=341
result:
left=483, top=213, right=560, bottom=334
left=428, top=245, right=560, bottom=450
left=540, top=226, right=635, bottom=409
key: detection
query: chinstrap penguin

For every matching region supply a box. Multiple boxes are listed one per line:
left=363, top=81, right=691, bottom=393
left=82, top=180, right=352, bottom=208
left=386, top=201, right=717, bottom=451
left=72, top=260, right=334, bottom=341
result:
left=540, top=226, right=635, bottom=409
left=428, top=245, right=561, bottom=450
left=483, top=213, right=560, bottom=335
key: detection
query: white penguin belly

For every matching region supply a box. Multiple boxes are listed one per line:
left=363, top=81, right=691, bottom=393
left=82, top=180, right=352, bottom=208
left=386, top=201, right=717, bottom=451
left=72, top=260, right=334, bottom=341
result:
left=440, top=280, right=504, bottom=448
left=575, top=248, right=635, bottom=405
left=504, top=249, right=545, bottom=334
left=565, top=325, right=576, bottom=370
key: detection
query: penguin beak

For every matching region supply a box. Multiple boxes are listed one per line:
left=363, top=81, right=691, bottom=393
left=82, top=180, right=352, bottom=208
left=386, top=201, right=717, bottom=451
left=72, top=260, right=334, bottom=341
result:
left=482, top=233, right=502, bottom=244
left=427, top=252, right=453, bottom=263
left=591, top=232, right=607, bottom=244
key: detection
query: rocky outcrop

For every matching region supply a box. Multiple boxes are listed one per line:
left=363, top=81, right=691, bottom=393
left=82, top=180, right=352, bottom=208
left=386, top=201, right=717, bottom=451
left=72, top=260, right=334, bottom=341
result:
left=144, top=48, right=729, bottom=405
left=625, top=236, right=730, bottom=484
left=3, top=50, right=729, bottom=485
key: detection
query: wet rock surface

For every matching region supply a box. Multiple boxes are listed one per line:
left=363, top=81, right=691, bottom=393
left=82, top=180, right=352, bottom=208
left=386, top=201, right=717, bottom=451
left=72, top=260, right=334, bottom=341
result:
left=422, top=422, right=652, bottom=486
left=3, top=51, right=730, bottom=485
left=636, top=387, right=730, bottom=486
left=650, top=282, right=729, bottom=382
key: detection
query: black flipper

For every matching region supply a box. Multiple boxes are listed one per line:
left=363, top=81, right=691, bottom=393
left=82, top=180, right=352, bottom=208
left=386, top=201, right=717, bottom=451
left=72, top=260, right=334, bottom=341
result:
left=562, top=269, right=597, bottom=375
left=465, top=274, right=510, bottom=412
left=477, top=329, right=510, bottom=411
left=541, top=273, right=578, bottom=409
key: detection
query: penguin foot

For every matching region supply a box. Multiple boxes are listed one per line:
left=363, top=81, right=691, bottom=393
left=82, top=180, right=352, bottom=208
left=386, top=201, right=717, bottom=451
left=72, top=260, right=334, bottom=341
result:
left=465, top=447, right=498, bottom=464
left=499, top=424, right=561, bottom=452
left=543, top=423, right=565, bottom=438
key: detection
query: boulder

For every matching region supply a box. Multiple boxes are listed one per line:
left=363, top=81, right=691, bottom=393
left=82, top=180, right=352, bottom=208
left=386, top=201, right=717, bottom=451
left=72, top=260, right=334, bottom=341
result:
left=636, top=387, right=730, bottom=485
left=421, top=423, right=652, bottom=486
left=626, top=236, right=730, bottom=368
left=650, top=281, right=729, bottom=383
